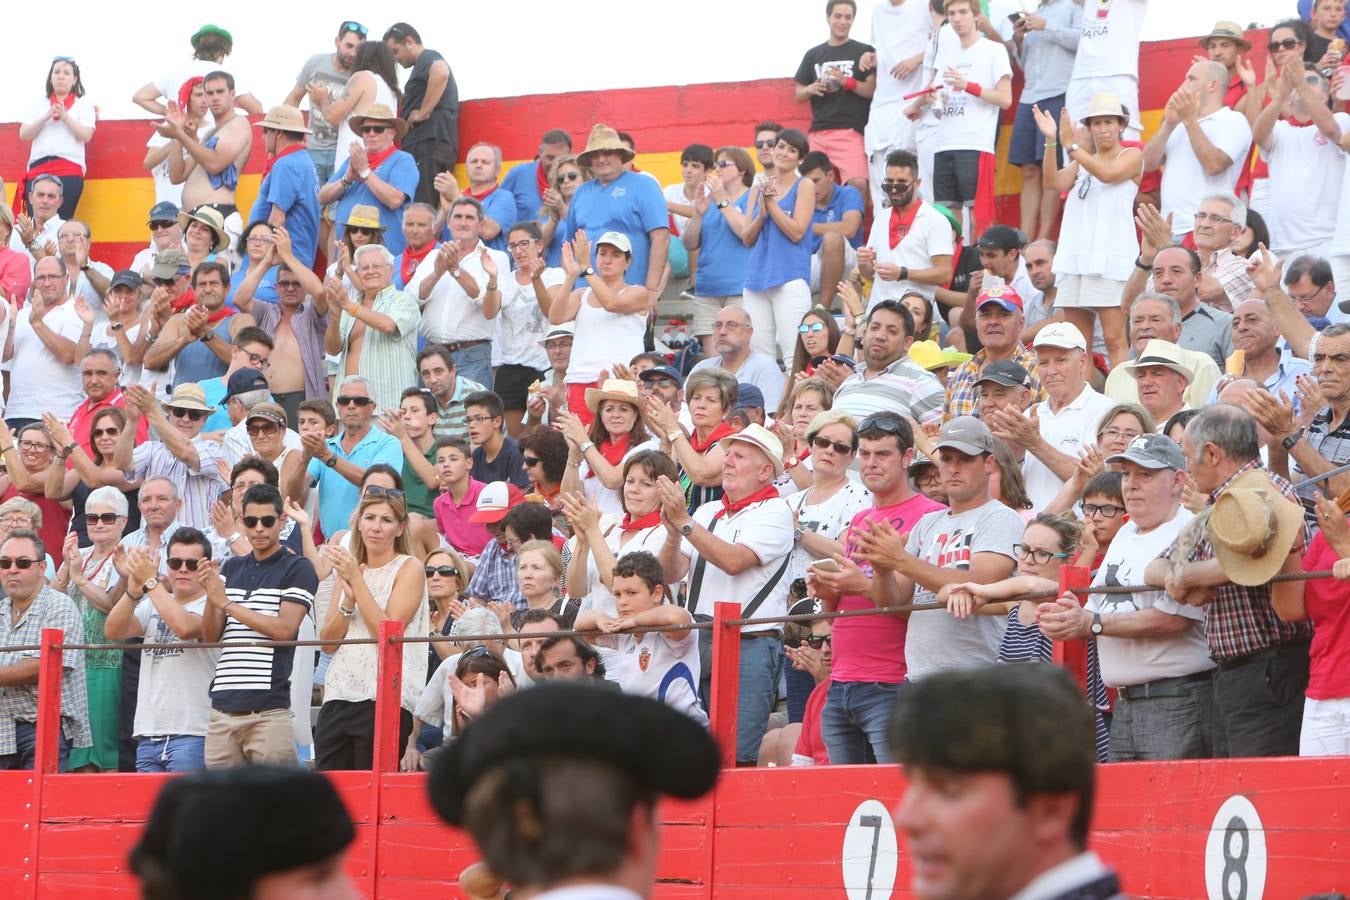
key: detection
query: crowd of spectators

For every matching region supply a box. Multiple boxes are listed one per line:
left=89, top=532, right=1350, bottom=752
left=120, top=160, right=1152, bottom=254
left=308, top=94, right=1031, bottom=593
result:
left=2, top=0, right=1350, bottom=776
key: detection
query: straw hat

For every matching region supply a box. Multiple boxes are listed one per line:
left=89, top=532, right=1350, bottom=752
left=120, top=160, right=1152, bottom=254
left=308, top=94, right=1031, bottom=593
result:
left=1198, top=21, right=1251, bottom=53
left=162, top=382, right=217, bottom=413
left=255, top=104, right=312, bottom=135
left=1080, top=92, right=1130, bottom=125
left=1124, top=340, right=1193, bottom=384
left=577, top=124, right=635, bottom=167
left=1208, top=469, right=1304, bottom=586
left=584, top=378, right=643, bottom=413
left=719, top=423, right=785, bottom=477
left=349, top=103, right=409, bottom=141
left=342, top=204, right=385, bottom=231
left=177, top=206, right=230, bottom=253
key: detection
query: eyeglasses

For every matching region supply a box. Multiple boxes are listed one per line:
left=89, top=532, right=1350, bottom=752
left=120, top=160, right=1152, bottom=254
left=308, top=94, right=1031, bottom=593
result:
left=804, top=634, right=833, bottom=649
left=914, top=469, right=942, bottom=487
left=755, top=139, right=777, bottom=149
left=880, top=180, right=913, bottom=193
left=246, top=421, right=281, bottom=436
left=522, top=455, right=541, bottom=466
left=336, top=395, right=373, bottom=407
left=246, top=234, right=272, bottom=246
left=0, top=516, right=32, bottom=528
left=360, top=125, right=390, bottom=135
left=33, top=274, right=64, bottom=283
left=1013, top=544, right=1070, bottom=565
left=364, top=485, right=405, bottom=501
left=19, top=440, right=52, bottom=453
left=276, top=279, right=303, bottom=290
left=1082, top=502, right=1124, bottom=519
left=340, top=20, right=368, bottom=35
left=244, top=352, right=270, bottom=370
left=242, top=515, right=279, bottom=529
left=799, top=322, right=826, bottom=334
left=85, top=512, right=122, bottom=525
left=1292, top=284, right=1330, bottom=304
left=169, top=407, right=207, bottom=422
left=858, top=413, right=906, bottom=434
left=0, top=557, right=36, bottom=570
left=425, top=565, right=460, bottom=578
left=464, top=414, right=498, bottom=424
left=811, top=436, right=854, bottom=455
left=150, top=221, right=177, bottom=231
left=1100, top=427, right=1141, bottom=442
left=556, top=171, right=581, bottom=183
left=91, top=427, right=119, bottom=439
left=1268, top=37, right=1302, bottom=52
left=506, top=240, right=536, bottom=251
left=166, top=557, right=202, bottom=571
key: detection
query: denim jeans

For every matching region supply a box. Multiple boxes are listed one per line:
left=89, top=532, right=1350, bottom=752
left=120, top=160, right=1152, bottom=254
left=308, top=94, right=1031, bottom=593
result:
left=733, top=636, right=784, bottom=765
left=307, top=146, right=336, bottom=188
left=822, top=681, right=902, bottom=765
left=136, top=735, right=207, bottom=773
left=449, top=342, right=493, bottom=392
left=0, top=720, right=71, bottom=771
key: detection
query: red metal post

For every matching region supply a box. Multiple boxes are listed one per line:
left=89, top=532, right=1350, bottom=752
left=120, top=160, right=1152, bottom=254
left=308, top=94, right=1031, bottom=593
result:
left=709, top=601, right=741, bottom=769
left=1053, top=565, right=1092, bottom=693
left=373, top=619, right=406, bottom=774
left=28, top=627, right=66, bottom=897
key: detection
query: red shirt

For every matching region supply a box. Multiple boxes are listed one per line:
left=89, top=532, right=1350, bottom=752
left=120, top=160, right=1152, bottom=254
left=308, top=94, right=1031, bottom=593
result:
left=1302, top=532, right=1350, bottom=700
left=0, top=485, right=70, bottom=568
left=67, top=390, right=150, bottom=460
left=794, top=680, right=830, bottom=765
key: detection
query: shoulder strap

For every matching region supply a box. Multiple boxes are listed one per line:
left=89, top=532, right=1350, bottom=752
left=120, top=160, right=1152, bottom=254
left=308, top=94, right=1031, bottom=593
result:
left=683, top=516, right=715, bottom=615
left=684, top=514, right=790, bottom=622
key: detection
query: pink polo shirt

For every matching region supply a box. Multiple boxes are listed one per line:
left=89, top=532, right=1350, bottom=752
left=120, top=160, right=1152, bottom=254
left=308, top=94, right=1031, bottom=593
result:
left=433, top=479, right=492, bottom=557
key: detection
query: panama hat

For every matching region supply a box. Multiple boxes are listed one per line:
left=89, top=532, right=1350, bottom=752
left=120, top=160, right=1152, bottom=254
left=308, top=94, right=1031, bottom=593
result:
left=162, top=382, right=217, bottom=414
left=177, top=206, right=230, bottom=253
left=719, top=423, right=785, bottom=477
left=1080, top=92, right=1130, bottom=125
left=1208, top=469, right=1304, bottom=586
left=255, top=104, right=312, bottom=135
left=1123, top=340, right=1193, bottom=384
left=577, top=124, right=635, bottom=167
left=1198, top=21, right=1251, bottom=53
left=342, top=204, right=385, bottom=231
left=584, top=378, right=643, bottom=413
left=349, top=103, right=408, bottom=142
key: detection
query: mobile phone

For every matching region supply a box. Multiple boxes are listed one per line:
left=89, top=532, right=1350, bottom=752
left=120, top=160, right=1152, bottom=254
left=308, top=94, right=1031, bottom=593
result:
left=1008, top=11, right=1025, bottom=23
left=218, top=489, right=233, bottom=503
left=810, top=559, right=841, bottom=573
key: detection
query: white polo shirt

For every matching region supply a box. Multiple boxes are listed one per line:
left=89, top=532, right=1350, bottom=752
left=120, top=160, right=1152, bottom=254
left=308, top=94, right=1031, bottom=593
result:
left=864, top=201, right=955, bottom=304
left=1159, top=107, right=1252, bottom=237
left=407, top=240, right=510, bottom=344
left=595, top=630, right=709, bottom=725
left=1021, top=383, right=1117, bottom=512
left=681, top=494, right=794, bottom=633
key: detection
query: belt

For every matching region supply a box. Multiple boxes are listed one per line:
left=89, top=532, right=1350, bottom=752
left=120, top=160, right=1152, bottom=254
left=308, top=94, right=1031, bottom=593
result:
left=740, top=631, right=779, bottom=641
left=442, top=339, right=489, bottom=352
left=1118, top=669, right=1212, bottom=701
left=1214, top=638, right=1310, bottom=672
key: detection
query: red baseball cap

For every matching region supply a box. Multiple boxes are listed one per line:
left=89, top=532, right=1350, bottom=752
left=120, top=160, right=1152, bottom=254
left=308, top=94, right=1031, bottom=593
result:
left=469, top=482, right=527, bottom=524
left=975, top=284, right=1024, bottom=313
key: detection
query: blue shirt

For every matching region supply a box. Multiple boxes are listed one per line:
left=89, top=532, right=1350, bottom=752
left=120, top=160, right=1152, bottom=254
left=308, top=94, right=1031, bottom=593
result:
left=307, top=427, right=405, bottom=537
left=745, top=179, right=812, bottom=292
left=564, top=171, right=669, bottom=287
left=1299, top=0, right=1350, bottom=41
left=328, top=151, right=421, bottom=255
left=172, top=316, right=234, bottom=387
left=810, top=183, right=865, bottom=254
left=227, top=263, right=278, bottom=310
left=479, top=187, right=520, bottom=253
left=501, top=160, right=545, bottom=230
left=247, top=150, right=321, bottom=268
left=693, top=192, right=752, bottom=298
left=199, top=376, right=230, bottom=432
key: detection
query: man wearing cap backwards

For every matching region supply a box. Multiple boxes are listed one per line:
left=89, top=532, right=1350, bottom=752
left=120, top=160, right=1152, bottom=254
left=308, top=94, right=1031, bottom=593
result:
left=564, top=123, right=670, bottom=297
left=823, top=299, right=946, bottom=426
left=158, top=71, right=253, bottom=229
left=246, top=106, right=320, bottom=269
left=990, top=323, right=1115, bottom=510
left=890, top=664, right=1125, bottom=900
left=145, top=262, right=254, bottom=389
left=1039, top=434, right=1217, bottom=761
left=427, top=684, right=719, bottom=900
left=318, top=104, right=420, bottom=255
left=944, top=284, right=1046, bottom=421
left=1143, top=405, right=1313, bottom=757
left=689, top=307, right=786, bottom=414
left=851, top=416, right=1022, bottom=681
left=859, top=150, right=954, bottom=308
left=1122, top=339, right=1193, bottom=430
left=657, top=423, right=794, bottom=765
left=5, top=255, right=89, bottom=428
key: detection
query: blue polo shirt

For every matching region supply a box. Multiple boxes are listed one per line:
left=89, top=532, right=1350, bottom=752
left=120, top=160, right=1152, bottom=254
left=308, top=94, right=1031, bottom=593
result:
left=480, top=188, right=520, bottom=253
left=810, top=183, right=865, bottom=253
left=307, top=427, right=405, bottom=537
left=693, top=192, right=752, bottom=298
left=564, top=171, right=668, bottom=287
left=227, top=262, right=278, bottom=310
left=248, top=149, right=321, bottom=268
left=501, top=160, right=545, bottom=230
left=328, top=151, right=420, bottom=255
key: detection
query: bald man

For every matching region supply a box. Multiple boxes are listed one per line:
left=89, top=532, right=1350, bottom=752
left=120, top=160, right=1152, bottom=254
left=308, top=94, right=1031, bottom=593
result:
left=689, top=306, right=786, bottom=413
left=1211, top=298, right=1312, bottom=407
left=1142, top=59, right=1253, bottom=242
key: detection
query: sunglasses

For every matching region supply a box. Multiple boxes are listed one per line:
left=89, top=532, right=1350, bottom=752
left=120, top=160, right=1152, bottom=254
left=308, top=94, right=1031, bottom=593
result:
left=91, top=426, right=120, bottom=439
left=19, top=440, right=53, bottom=453
left=169, top=407, right=207, bottom=422
left=1268, top=37, right=1302, bottom=52
left=246, top=421, right=281, bottom=436
left=880, top=180, right=914, bottom=194
left=803, top=634, right=833, bottom=649
left=859, top=413, right=907, bottom=434
left=522, top=455, right=541, bottom=466
left=336, top=395, right=374, bottom=407
left=360, top=125, right=390, bottom=135
left=364, top=485, right=406, bottom=502
left=150, top=221, right=177, bottom=231
left=85, top=512, right=122, bottom=525
left=347, top=226, right=380, bottom=237
left=715, top=160, right=736, bottom=169
left=556, top=171, right=581, bottom=183
left=1083, top=502, right=1124, bottom=519
left=755, top=139, right=777, bottom=148
left=0, top=557, right=37, bottom=570
left=799, top=321, right=826, bottom=334
left=341, top=20, right=368, bottom=35
left=52, top=55, right=76, bottom=65
left=167, top=557, right=203, bottom=571
left=425, top=565, right=460, bottom=578
left=811, top=435, right=854, bottom=455
left=152, top=277, right=177, bottom=287
left=276, top=279, right=302, bottom=290
left=242, top=515, right=279, bottom=529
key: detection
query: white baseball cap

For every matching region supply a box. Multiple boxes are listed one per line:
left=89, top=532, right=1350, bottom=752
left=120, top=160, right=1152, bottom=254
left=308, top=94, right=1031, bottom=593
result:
left=1032, top=322, right=1087, bottom=352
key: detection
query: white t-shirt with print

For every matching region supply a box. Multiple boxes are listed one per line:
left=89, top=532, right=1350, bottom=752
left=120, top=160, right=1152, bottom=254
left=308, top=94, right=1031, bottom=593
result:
left=1159, top=107, right=1252, bottom=236
left=1071, top=0, right=1148, bottom=80
left=785, top=480, right=873, bottom=583
left=931, top=36, right=1012, bottom=154
left=680, top=495, right=794, bottom=630
left=492, top=267, right=565, bottom=370
left=595, top=629, right=708, bottom=725
left=133, top=596, right=221, bottom=737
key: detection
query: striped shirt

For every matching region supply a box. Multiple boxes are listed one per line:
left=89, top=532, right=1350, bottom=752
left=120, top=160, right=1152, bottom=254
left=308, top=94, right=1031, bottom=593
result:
left=131, top=439, right=228, bottom=531
left=0, top=586, right=92, bottom=754
left=944, top=344, right=1047, bottom=422
left=247, top=297, right=332, bottom=400
left=336, top=285, right=421, bottom=412
left=211, top=549, right=317, bottom=713
left=832, top=356, right=947, bottom=425
left=120, top=521, right=188, bottom=573
left=431, top=374, right=487, bottom=444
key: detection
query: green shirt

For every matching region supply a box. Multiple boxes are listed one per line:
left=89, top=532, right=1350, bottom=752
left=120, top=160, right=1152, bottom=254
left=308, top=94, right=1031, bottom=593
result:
left=403, top=441, right=439, bottom=518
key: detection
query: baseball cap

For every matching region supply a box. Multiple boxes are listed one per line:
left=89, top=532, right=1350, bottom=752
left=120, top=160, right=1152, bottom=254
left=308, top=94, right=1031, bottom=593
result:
left=469, top=482, right=527, bottom=524
left=976, top=224, right=1023, bottom=251
left=934, top=416, right=995, bottom=456
left=149, top=249, right=191, bottom=281
left=596, top=231, right=633, bottom=255
left=975, top=284, right=1023, bottom=312
left=110, top=269, right=143, bottom=292
left=245, top=402, right=287, bottom=428
left=734, top=382, right=765, bottom=410
left=147, top=201, right=180, bottom=225
left=226, top=367, right=270, bottom=399
left=974, top=359, right=1031, bottom=389
left=1032, top=322, right=1087, bottom=352
left=1106, top=433, right=1187, bottom=471
left=718, top=422, right=784, bottom=476
left=639, top=365, right=683, bottom=386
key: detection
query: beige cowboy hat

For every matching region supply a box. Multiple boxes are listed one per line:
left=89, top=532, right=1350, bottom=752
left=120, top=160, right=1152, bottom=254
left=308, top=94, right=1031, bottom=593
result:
left=1124, top=340, right=1193, bottom=384
left=1198, top=21, right=1251, bottom=53
left=584, top=377, right=643, bottom=414
left=255, top=104, right=312, bottom=135
left=1208, top=469, right=1304, bottom=586
left=343, top=204, right=385, bottom=231
left=177, top=205, right=230, bottom=253
left=719, top=422, right=785, bottom=478
left=349, top=103, right=409, bottom=142
left=162, top=382, right=217, bottom=414
left=577, top=124, right=635, bottom=167
left=1080, top=92, right=1130, bottom=125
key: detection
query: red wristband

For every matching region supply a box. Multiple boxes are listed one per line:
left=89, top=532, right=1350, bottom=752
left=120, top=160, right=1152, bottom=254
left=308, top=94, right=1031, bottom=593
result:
left=843, top=76, right=859, bottom=92
left=964, top=82, right=983, bottom=98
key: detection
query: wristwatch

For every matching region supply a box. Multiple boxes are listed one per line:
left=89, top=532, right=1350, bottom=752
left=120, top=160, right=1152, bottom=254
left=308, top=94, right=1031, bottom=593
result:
left=358, top=168, right=372, bottom=181
left=1068, top=143, right=1081, bottom=155
left=143, top=577, right=161, bottom=594
left=61, top=441, right=77, bottom=457
left=109, top=322, right=123, bottom=332
left=785, top=455, right=801, bottom=469
left=227, top=531, right=242, bottom=545
left=679, top=521, right=695, bottom=537
left=1282, top=428, right=1305, bottom=451
left=200, top=332, right=214, bottom=343
left=578, top=440, right=595, bottom=454
left=325, top=453, right=339, bottom=468
left=666, top=430, right=683, bottom=443
left=716, top=200, right=729, bottom=209
left=1089, top=612, right=1103, bottom=636
left=581, top=266, right=596, bottom=277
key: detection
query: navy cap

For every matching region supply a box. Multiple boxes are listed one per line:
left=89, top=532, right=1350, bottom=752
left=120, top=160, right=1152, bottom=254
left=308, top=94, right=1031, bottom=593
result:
left=147, top=201, right=180, bottom=225
left=225, top=367, right=270, bottom=399
left=110, top=269, right=143, bottom=292
left=638, top=365, right=683, bottom=385
left=977, top=224, right=1023, bottom=250
left=734, top=382, right=765, bottom=409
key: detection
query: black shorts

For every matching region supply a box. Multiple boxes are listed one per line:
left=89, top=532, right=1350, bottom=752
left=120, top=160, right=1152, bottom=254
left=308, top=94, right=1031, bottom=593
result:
left=495, top=363, right=547, bottom=409
left=932, top=149, right=981, bottom=205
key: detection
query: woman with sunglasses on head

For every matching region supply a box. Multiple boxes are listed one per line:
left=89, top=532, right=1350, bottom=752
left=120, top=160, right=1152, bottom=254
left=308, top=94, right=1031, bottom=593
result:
left=497, top=221, right=567, bottom=435
left=318, top=488, right=428, bottom=771
left=540, top=155, right=585, bottom=266
left=50, top=486, right=128, bottom=771
left=42, top=410, right=142, bottom=549
left=774, top=378, right=835, bottom=493
left=685, top=146, right=755, bottom=356
left=785, top=412, right=871, bottom=585
left=17, top=56, right=95, bottom=220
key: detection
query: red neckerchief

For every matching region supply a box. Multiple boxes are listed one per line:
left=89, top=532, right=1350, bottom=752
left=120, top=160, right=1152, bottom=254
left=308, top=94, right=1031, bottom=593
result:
left=946, top=235, right=964, bottom=288
left=716, top=483, right=780, bottom=520
left=687, top=421, right=735, bottom=454
left=263, top=143, right=306, bottom=179
left=205, top=306, right=236, bottom=325
left=465, top=183, right=498, bottom=201
left=620, top=509, right=662, bottom=532
left=366, top=144, right=398, bottom=173
left=400, top=242, right=436, bottom=286
left=587, top=434, right=631, bottom=479
left=1287, top=117, right=1314, bottom=128
left=171, top=288, right=198, bottom=312
left=535, top=159, right=550, bottom=197
left=49, top=93, right=76, bottom=119
left=889, top=200, right=921, bottom=249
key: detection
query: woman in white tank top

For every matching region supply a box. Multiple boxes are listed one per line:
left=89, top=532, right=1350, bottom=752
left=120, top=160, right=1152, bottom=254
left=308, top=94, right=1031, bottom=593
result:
left=315, top=42, right=402, bottom=178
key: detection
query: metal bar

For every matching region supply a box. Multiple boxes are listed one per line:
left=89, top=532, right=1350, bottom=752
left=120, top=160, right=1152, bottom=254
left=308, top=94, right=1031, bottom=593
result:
left=709, top=601, right=741, bottom=769
left=1293, top=460, right=1350, bottom=490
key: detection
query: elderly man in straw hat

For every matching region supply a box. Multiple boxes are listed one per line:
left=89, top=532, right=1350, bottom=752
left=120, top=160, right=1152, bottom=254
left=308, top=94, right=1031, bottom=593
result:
left=318, top=103, right=420, bottom=255
left=1144, top=404, right=1312, bottom=758
left=564, top=124, right=669, bottom=299
left=113, top=382, right=229, bottom=531
left=656, top=422, right=793, bottom=765
left=246, top=105, right=320, bottom=268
